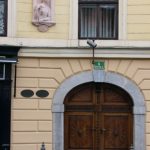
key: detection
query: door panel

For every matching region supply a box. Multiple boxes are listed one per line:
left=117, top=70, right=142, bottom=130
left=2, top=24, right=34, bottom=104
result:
left=103, top=114, right=131, bottom=149
left=64, top=112, right=94, bottom=150
left=64, top=83, right=133, bottom=150
left=65, top=83, right=95, bottom=105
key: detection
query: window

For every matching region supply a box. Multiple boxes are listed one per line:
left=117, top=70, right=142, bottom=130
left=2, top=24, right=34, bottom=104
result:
left=0, top=0, right=7, bottom=36
left=79, top=0, right=118, bottom=39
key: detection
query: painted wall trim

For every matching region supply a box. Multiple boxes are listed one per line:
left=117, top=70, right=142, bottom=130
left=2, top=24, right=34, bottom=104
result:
left=52, top=70, right=146, bottom=150
left=2, top=38, right=150, bottom=48
left=69, top=0, right=128, bottom=41
left=7, top=0, right=16, bottom=37
left=18, top=47, right=150, bottom=59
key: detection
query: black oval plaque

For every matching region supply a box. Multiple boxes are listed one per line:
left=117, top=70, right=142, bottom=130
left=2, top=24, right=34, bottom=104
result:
left=21, top=89, right=34, bottom=98
left=36, top=90, right=49, bottom=98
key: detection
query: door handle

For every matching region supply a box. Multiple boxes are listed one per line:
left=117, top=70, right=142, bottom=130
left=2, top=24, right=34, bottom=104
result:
left=100, top=128, right=107, bottom=134
left=88, top=127, right=107, bottom=133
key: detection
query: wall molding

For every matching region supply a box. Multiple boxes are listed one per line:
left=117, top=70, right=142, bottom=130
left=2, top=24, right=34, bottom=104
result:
left=18, top=47, right=150, bottom=59
left=1, top=38, right=150, bottom=58
left=119, top=0, right=127, bottom=40
left=2, top=37, right=150, bottom=48
left=7, top=0, right=16, bottom=37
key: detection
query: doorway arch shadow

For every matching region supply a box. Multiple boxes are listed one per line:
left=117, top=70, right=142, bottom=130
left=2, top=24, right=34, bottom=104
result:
left=52, top=70, right=146, bottom=150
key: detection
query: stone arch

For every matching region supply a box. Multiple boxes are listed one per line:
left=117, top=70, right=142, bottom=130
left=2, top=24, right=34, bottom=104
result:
left=52, top=70, right=146, bottom=150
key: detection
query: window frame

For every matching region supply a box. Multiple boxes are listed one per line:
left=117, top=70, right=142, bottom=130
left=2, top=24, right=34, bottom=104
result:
left=69, top=0, right=127, bottom=44
left=78, top=0, right=118, bottom=40
left=0, top=0, right=8, bottom=36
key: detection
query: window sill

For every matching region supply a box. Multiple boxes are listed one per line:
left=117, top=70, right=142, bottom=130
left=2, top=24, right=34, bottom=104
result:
left=0, top=37, right=150, bottom=49
left=77, top=40, right=150, bottom=49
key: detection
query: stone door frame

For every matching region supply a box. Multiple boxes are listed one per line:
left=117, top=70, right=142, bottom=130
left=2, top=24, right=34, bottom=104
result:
left=52, top=70, right=146, bottom=150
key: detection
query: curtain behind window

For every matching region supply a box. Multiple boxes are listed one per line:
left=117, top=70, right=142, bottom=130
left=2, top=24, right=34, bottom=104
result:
left=79, top=2, right=118, bottom=39
left=98, top=5, right=118, bottom=39
left=80, top=5, right=97, bottom=38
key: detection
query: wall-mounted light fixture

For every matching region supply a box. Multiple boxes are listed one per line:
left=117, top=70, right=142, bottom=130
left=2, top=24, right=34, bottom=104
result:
left=87, top=40, right=97, bottom=64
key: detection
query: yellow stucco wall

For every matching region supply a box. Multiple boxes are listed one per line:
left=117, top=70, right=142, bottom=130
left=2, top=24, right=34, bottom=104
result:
left=11, top=57, right=150, bottom=150
left=16, top=0, right=69, bottom=39
left=128, top=0, right=150, bottom=40
left=16, top=0, right=150, bottom=40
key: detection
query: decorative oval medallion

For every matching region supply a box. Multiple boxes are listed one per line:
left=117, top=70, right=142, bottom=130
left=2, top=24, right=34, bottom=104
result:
left=36, top=90, right=49, bottom=98
left=21, top=89, right=34, bottom=98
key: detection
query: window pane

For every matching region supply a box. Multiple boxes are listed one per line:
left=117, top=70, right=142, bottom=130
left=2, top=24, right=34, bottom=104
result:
left=79, top=1, right=118, bottom=39
left=80, top=5, right=97, bottom=38
left=0, top=0, right=7, bottom=36
left=98, top=4, right=118, bottom=39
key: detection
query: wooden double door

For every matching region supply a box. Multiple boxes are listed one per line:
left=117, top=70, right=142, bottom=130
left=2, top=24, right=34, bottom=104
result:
left=64, top=83, right=133, bottom=150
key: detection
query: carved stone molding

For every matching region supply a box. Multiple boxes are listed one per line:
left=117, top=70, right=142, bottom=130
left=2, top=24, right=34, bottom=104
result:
left=32, top=0, right=55, bottom=32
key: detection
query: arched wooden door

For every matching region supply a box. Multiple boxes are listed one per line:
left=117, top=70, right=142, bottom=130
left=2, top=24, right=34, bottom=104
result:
left=64, top=82, right=133, bottom=150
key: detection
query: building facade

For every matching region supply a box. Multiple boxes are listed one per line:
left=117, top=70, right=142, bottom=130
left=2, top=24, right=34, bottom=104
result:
left=0, top=0, right=150, bottom=150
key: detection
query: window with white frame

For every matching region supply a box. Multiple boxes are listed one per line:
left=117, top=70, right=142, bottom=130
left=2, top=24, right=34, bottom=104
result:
left=0, top=0, right=7, bottom=36
left=79, top=0, right=118, bottom=39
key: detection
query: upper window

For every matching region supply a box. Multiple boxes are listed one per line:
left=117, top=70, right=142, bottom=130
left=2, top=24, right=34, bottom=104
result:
left=79, top=0, right=118, bottom=39
left=0, top=0, right=7, bottom=36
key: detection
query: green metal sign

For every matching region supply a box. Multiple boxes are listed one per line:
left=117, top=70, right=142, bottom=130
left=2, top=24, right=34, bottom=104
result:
left=93, top=61, right=105, bottom=70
